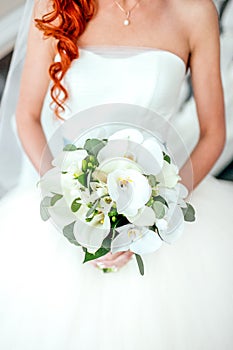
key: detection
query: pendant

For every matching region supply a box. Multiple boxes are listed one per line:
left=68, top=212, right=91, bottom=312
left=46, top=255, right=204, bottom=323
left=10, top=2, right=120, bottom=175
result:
left=124, top=18, right=130, bottom=26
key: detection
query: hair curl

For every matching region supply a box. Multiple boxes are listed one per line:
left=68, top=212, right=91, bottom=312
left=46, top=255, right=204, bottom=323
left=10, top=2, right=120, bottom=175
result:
left=35, top=0, right=97, bottom=119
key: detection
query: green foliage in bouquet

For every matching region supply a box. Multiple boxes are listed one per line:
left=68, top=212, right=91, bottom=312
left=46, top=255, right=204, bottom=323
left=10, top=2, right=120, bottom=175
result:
left=40, top=131, right=196, bottom=276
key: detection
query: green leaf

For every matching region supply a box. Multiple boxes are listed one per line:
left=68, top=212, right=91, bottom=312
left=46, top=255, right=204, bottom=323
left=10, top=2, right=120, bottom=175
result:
left=40, top=196, right=52, bottom=221
left=71, top=198, right=82, bottom=213
left=152, top=201, right=166, bottom=219
left=83, top=247, right=110, bottom=263
left=135, top=254, right=144, bottom=276
left=63, top=144, right=77, bottom=151
left=77, top=173, right=87, bottom=187
left=84, top=138, right=106, bottom=157
left=146, top=197, right=154, bottom=207
left=153, top=195, right=168, bottom=207
left=87, top=170, right=93, bottom=192
left=63, top=221, right=80, bottom=246
left=82, top=159, right=88, bottom=172
left=182, top=203, right=196, bottom=222
left=163, top=152, right=171, bottom=164
left=41, top=196, right=52, bottom=207
left=100, top=229, right=119, bottom=251
left=101, top=235, right=112, bottom=250
left=148, top=174, right=159, bottom=187
left=86, top=200, right=99, bottom=218
left=50, top=193, right=63, bottom=206
left=40, top=204, right=50, bottom=221
left=85, top=217, right=94, bottom=222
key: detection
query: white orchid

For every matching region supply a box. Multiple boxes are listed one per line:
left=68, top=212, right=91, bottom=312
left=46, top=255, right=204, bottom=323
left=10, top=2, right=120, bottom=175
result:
left=127, top=206, right=156, bottom=226
left=99, top=196, right=113, bottom=215
left=52, top=149, right=88, bottom=173
left=175, top=183, right=189, bottom=208
left=156, top=161, right=181, bottom=188
left=98, top=128, right=164, bottom=175
left=159, top=182, right=188, bottom=207
left=73, top=205, right=111, bottom=253
left=39, top=167, right=63, bottom=197
left=99, top=157, right=141, bottom=174
left=111, top=224, right=162, bottom=255
left=47, top=197, right=77, bottom=228
left=39, top=126, right=195, bottom=275
left=107, top=168, right=151, bottom=217
left=156, top=203, right=184, bottom=243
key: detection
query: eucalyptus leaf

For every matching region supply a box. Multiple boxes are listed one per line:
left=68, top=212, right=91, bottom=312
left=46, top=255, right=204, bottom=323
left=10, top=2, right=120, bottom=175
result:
left=83, top=247, right=110, bottom=263
left=63, top=144, right=77, bottom=151
left=41, top=196, right=52, bottom=207
left=135, top=254, right=144, bottom=276
left=153, top=195, right=168, bottom=207
left=101, top=236, right=112, bottom=250
left=63, top=221, right=80, bottom=246
left=84, top=138, right=106, bottom=157
left=152, top=201, right=166, bottom=219
left=40, top=201, right=51, bottom=221
left=101, top=229, right=116, bottom=249
left=87, top=170, right=93, bottom=192
left=182, top=203, right=196, bottom=222
left=86, top=200, right=99, bottom=218
left=148, top=174, right=158, bottom=187
left=71, top=198, right=82, bottom=213
left=50, top=193, right=63, bottom=206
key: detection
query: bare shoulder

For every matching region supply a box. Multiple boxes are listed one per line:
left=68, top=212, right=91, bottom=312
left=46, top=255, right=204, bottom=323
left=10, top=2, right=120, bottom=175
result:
left=174, top=0, right=219, bottom=51
left=34, top=0, right=53, bottom=18
left=31, top=0, right=57, bottom=57
left=177, top=0, right=218, bottom=21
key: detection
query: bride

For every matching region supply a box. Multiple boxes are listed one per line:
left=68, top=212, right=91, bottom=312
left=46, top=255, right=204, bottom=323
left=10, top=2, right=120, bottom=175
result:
left=0, top=0, right=233, bottom=349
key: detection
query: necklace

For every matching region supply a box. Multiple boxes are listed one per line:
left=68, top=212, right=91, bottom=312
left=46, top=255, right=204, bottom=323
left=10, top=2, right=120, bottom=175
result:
left=114, top=0, right=141, bottom=26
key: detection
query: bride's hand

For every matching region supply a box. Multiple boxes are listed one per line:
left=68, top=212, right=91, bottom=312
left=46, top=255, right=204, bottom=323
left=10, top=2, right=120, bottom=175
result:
left=90, top=251, right=134, bottom=271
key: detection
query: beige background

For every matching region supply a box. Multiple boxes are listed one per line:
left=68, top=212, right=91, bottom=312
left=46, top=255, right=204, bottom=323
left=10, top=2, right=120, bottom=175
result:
left=0, top=0, right=25, bottom=17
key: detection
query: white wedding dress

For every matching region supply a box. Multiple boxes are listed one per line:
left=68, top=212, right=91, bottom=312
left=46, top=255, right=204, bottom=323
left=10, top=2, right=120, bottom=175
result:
left=0, top=47, right=233, bottom=350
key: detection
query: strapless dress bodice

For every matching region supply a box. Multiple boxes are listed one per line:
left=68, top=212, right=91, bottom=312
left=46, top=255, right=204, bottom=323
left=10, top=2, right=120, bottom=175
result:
left=41, top=46, right=187, bottom=136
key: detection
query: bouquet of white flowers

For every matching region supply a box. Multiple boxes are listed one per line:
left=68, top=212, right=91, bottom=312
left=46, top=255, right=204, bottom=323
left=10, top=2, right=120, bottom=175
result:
left=40, top=127, right=195, bottom=275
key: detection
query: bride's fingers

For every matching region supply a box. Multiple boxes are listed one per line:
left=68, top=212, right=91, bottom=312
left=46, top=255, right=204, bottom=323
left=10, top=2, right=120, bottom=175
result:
left=96, top=252, right=123, bottom=262
left=97, top=251, right=134, bottom=269
left=90, top=252, right=124, bottom=267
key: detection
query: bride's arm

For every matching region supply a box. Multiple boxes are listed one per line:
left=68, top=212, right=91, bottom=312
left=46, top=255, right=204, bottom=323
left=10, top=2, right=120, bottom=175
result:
left=15, top=1, right=56, bottom=175
left=179, top=0, right=225, bottom=191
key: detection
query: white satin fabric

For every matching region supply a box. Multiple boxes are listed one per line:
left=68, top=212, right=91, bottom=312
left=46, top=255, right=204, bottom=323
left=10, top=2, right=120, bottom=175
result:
left=0, top=47, right=233, bottom=350
left=41, top=46, right=186, bottom=139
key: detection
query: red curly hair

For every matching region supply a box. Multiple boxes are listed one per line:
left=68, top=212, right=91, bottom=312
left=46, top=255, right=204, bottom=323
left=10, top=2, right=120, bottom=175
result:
left=35, top=0, right=97, bottom=118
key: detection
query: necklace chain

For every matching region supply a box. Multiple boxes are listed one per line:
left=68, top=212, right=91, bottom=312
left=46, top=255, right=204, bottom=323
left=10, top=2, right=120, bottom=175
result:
left=114, top=0, right=141, bottom=26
